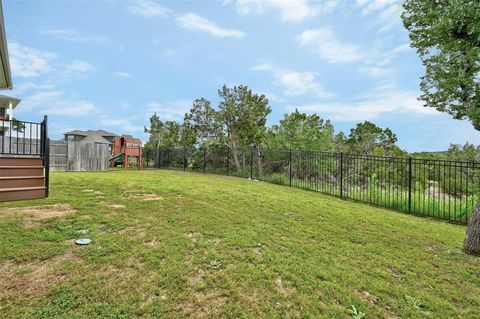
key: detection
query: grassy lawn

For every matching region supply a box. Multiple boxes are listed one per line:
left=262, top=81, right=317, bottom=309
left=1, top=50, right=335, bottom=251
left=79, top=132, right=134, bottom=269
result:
left=0, top=170, right=479, bottom=318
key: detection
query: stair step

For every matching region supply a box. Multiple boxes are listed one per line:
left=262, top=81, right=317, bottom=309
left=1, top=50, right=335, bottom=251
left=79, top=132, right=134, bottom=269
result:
left=0, top=157, right=43, bottom=167
left=0, top=187, right=46, bottom=202
left=0, top=186, right=46, bottom=192
left=0, top=176, right=45, bottom=189
left=0, top=175, right=45, bottom=179
left=0, top=166, right=44, bottom=177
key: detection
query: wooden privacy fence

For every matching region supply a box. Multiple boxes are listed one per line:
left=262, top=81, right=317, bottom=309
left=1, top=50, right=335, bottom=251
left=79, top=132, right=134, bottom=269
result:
left=49, top=140, right=110, bottom=171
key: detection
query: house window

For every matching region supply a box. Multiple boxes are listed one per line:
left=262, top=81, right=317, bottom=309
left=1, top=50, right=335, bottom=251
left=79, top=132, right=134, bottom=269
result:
left=66, top=135, right=75, bottom=142
left=0, top=108, right=5, bottom=117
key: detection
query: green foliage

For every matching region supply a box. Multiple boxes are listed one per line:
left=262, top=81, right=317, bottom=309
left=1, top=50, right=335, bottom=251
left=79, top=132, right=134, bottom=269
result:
left=144, top=86, right=412, bottom=158
left=217, top=85, right=271, bottom=148
left=11, top=117, right=26, bottom=133
left=447, top=142, right=480, bottom=162
left=144, top=113, right=195, bottom=150
left=402, top=0, right=480, bottom=130
left=266, top=109, right=334, bottom=151
left=405, top=295, right=429, bottom=314
left=184, top=97, right=220, bottom=146
left=348, top=305, right=366, bottom=319
left=208, top=259, right=223, bottom=270
left=346, top=121, right=402, bottom=156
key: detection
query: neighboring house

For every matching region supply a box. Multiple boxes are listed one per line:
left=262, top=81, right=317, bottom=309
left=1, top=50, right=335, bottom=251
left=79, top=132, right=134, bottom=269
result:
left=111, top=135, right=143, bottom=167
left=64, top=130, right=118, bottom=144
left=0, top=94, right=20, bottom=137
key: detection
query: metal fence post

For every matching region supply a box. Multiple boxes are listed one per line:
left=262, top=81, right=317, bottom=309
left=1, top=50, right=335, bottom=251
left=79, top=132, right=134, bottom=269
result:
left=289, top=149, right=292, bottom=187
left=340, top=153, right=343, bottom=198
left=408, top=156, right=412, bottom=212
left=42, top=115, right=50, bottom=198
left=183, top=147, right=187, bottom=171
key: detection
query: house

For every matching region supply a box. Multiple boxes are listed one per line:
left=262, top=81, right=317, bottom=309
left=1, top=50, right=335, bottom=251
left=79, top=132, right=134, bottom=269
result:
left=0, top=94, right=20, bottom=136
left=111, top=135, right=143, bottom=167
left=64, top=129, right=117, bottom=144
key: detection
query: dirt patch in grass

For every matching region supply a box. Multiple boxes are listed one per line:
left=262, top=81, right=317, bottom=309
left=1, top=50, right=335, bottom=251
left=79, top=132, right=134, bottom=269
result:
left=181, top=291, right=228, bottom=319
left=122, top=190, right=164, bottom=202
left=144, top=239, right=162, bottom=247
left=275, top=276, right=295, bottom=296
left=0, top=204, right=76, bottom=228
left=188, top=269, right=206, bottom=286
left=138, top=194, right=164, bottom=201
left=82, top=189, right=104, bottom=195
left=107, top=204, right=126, bottom=209
left=186, top=232, right=203, bottom=242
left=0, top=250, right=80, bottom=299
left=359, top=290, right=379, bottom=304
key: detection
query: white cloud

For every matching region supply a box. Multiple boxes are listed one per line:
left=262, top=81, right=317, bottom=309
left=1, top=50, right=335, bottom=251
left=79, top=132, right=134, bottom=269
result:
left=43, top=100, right=95, bottom=117
left=357, top=65, right=392, bottom=77
left=252, top=64, right=332, bottom=98
left=297, top=28, right=364, bottom=63
left=8, top=42, right=56, bottom=78
left=226, top=0, right=337, bottom=23
left=147, top=99, right=192, bottom=121
left=99, top=117, right=140, bottom=133
left=60, top=60, right=95, bottom=81
left=19, top=90, right=96, bottom=117
left=39, top=28, right=108, bottom=43
left=114, top=71, right=132, bottom=77
left=295, top=89, right=437, bottom=122
left=176, top=13, right=246, bottom=39
left=356, top=0, right=403, bottom=31
left=128, top=0, right=171, bottom=18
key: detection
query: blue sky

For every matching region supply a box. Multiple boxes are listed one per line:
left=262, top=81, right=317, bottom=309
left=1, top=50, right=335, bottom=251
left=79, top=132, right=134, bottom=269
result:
left=3, top=0, right=478, bottom=151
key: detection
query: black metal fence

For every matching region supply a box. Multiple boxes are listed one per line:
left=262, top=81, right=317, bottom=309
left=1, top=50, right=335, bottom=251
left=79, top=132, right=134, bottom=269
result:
left=143, top=146, right=480, bottom=224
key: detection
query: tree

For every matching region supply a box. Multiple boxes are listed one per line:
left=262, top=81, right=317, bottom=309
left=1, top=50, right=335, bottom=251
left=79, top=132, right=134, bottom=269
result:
left=184, top=98, right=220, bottom=146
left=333, top=132, right=348, bottom=153
left=144, top=113, right=185, bottom=149
left=402, top=0, right=480, bottom=254
left=266, top=109, right=334, bottom=151
left=184, top=85, right=271, bottom=170
left=447, top=142, right=480, bottom=162
left=345, top=121, right=399, bottom=156
left=11, top=118, right=25, bottom=133
left=217, top=85, right=271, bottom=169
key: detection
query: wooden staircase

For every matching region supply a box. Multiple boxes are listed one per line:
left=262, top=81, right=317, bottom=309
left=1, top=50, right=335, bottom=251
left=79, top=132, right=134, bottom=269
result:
left=0, top=156, right=46, bottom=201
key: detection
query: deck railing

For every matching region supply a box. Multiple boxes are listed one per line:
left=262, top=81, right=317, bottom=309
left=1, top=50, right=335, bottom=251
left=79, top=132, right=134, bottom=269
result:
left=0, top=116, right=49, bottom=197
left=0, top=118, right=47, bottom=156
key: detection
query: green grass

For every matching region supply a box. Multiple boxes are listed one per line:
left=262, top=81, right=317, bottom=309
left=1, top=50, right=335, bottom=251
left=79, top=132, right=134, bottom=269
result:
left=0, top=170, right=479, bottom=318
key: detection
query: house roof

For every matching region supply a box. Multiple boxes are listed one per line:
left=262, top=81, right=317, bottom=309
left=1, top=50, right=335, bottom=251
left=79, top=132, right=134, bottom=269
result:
left=121, top=135, right=142, bottom=145
left=64, top=130, right=118, bottom=144
left=0, top=94, right=20, bottom=108
left=0, top=2, right=12, bottom=89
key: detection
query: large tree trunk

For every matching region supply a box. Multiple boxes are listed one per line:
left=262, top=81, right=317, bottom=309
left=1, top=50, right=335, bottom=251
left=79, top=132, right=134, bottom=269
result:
left=229, top=142, right=241, bottom=171
left=464, top=201, right=480, bottom=255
